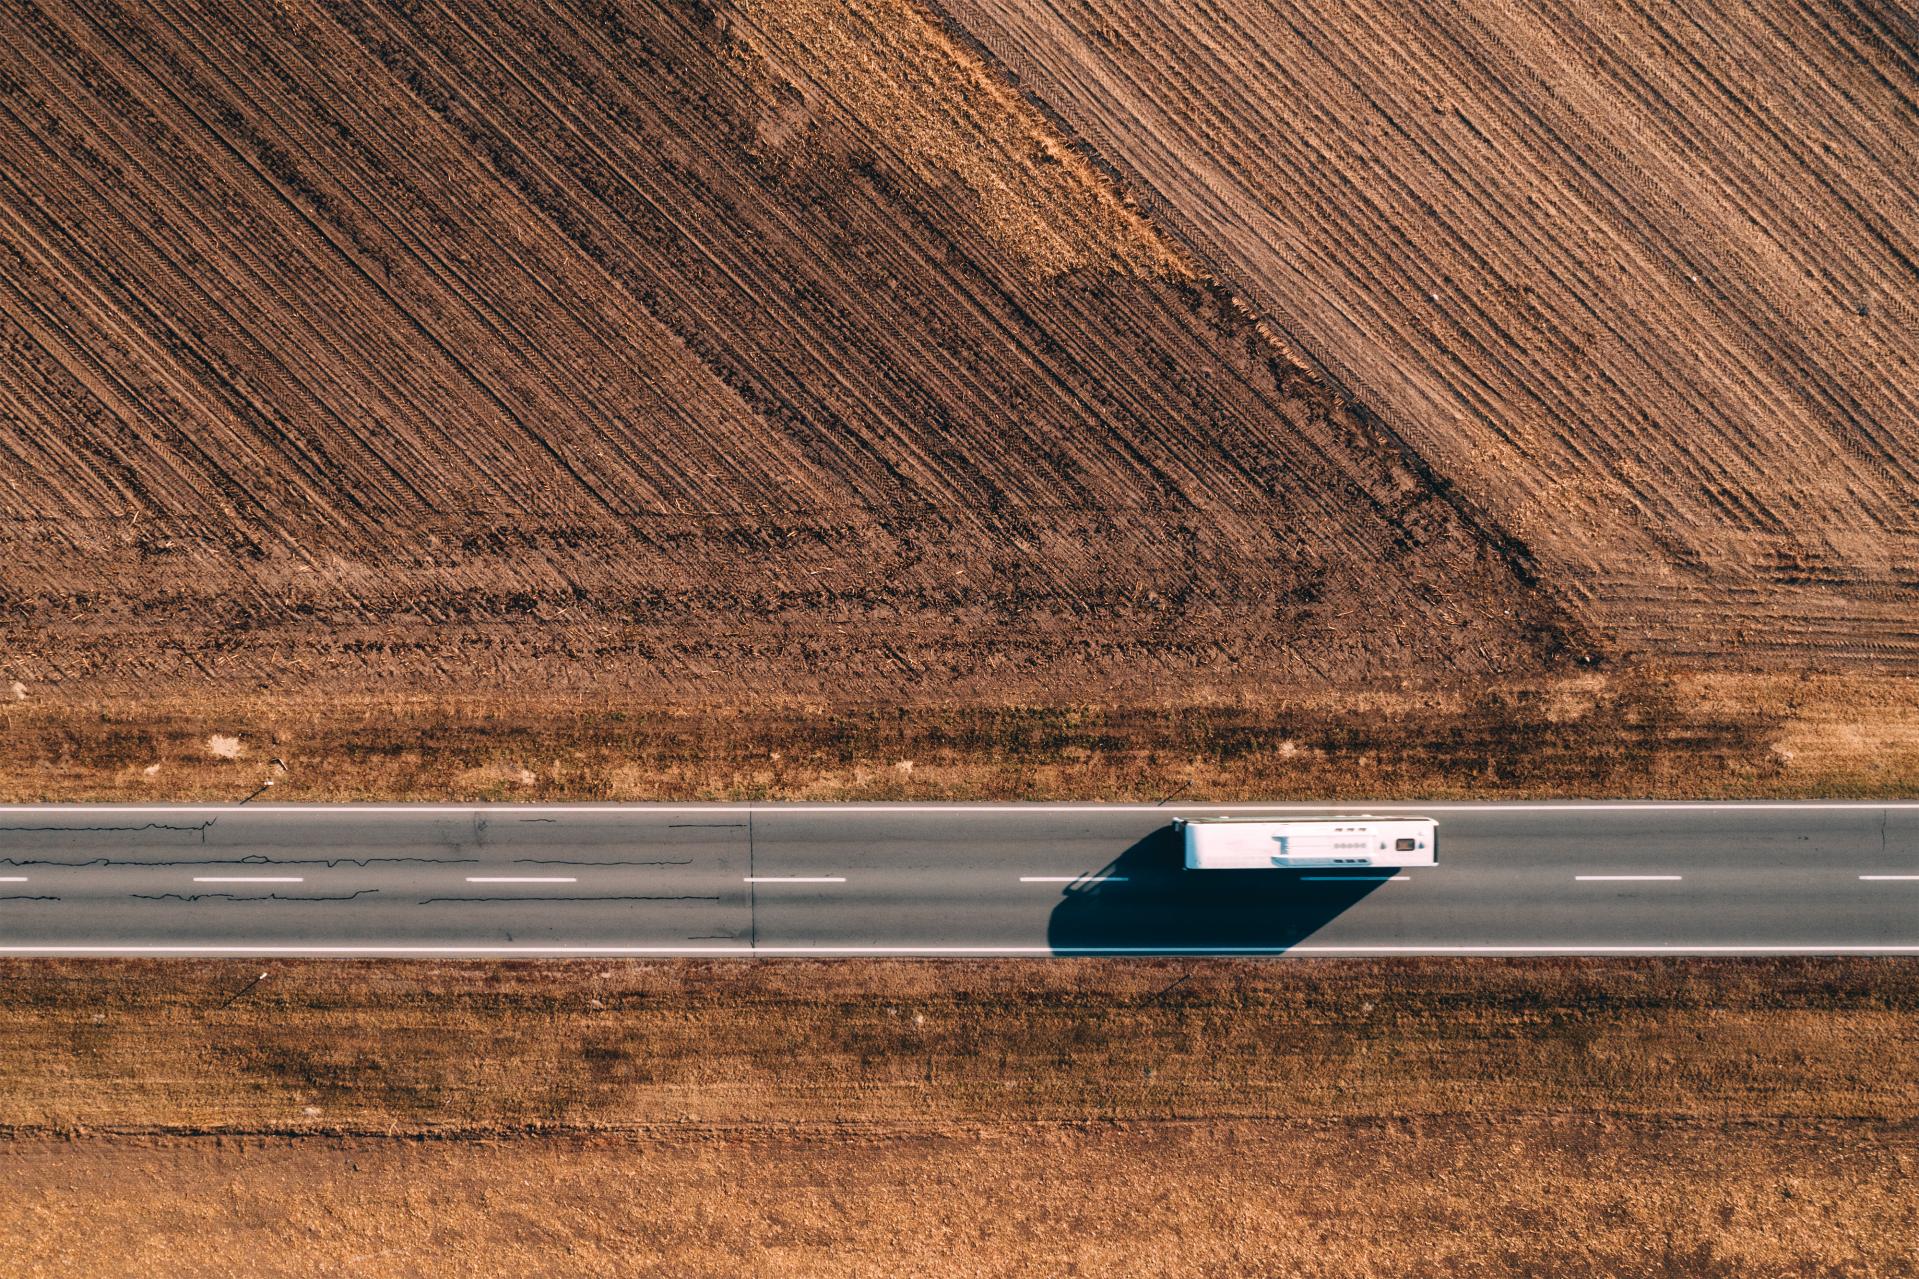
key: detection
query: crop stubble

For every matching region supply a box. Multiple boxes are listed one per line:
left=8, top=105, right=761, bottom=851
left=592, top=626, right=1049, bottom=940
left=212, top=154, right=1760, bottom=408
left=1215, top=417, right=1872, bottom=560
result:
left=0, top=0, right=1570, bottom=702
left=942, top=0, right=1919, bottom=666
left=2, top=959, right=1916, bottom=1276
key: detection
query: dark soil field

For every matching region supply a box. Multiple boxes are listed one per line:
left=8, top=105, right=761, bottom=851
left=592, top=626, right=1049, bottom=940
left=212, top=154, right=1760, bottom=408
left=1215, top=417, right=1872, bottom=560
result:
left=0, top=0, right=1570, bottom=705
left=944, top=0, right=1919, bottom=666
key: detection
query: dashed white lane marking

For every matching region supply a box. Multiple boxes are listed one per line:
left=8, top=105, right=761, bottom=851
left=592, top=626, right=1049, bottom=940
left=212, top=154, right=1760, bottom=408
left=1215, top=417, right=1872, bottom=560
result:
left=192, top=876, right=304, bottom=883
left=1575, top=875, right=1683, bottom=882
left=1019, top=875, right=1129, bottom=883
left=1302, top=875, right=1409, bottom=882
left=1859, top=875, right=1919, bottom=881
left=0, top=876, right=27, bottom=882
left=744, top=876, right=846, bottom=884
left=465, top=877, right=577, bottom=884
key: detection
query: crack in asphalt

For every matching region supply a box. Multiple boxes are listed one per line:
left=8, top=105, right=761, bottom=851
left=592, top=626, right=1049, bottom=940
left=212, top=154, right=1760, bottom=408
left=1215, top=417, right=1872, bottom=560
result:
left=0, top=856, right=480, bottom=869
left=130, top=890, right=382, bottom=903
left=667, top=823, right=747, bottom=829
left=511, top=858, right=697, bottom=867
left=415, top=895, right=723, bottom=905
left=0, top=821, right=216, bottom=843
left=0, top=894, right=62, bottom=902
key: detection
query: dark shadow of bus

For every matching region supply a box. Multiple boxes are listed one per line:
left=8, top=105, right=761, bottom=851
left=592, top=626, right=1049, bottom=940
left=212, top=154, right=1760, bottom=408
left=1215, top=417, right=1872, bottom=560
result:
left=1046, top=824, right=1394, bottom=954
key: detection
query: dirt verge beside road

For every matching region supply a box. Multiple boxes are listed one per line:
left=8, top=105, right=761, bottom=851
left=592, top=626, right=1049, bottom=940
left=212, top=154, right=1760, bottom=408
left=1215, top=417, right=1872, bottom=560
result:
left=3, top=672, right=1916, bottom=802
left=4, top=958, right=1915, bottom=1133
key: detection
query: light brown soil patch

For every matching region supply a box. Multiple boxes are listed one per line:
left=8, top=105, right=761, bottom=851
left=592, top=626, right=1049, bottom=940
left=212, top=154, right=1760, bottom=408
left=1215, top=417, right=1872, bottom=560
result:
left=944, top=0, right=1919, bottom=666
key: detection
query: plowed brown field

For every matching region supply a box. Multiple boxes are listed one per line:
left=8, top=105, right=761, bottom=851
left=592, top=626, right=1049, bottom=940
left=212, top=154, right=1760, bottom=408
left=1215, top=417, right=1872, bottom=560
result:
left=944, top=0, right=1919, bottom=666
left=0, top=0, right=1574, bottom=702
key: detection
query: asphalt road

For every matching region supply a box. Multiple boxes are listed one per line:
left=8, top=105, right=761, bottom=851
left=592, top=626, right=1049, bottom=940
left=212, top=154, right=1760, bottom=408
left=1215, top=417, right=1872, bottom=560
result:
left=0, top=802, right=1915, bottom=955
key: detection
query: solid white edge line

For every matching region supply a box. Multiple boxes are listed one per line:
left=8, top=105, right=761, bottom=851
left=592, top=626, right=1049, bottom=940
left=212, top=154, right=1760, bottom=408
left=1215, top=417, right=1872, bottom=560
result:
left=3, top=937, right=1919, bottom=944
left=1575, top=875, right=1683, bottom=881
left=1301, top=875, right=1409, bottom=882
left=2, top=802, right=1917, bottom=814
left=191, top=877, right=304, bottom=883
left=464, top=877, right=578, bottom=884
left=743, top=877, right=846, bottom=883
left=1018, top=875, right=1129, bottom=883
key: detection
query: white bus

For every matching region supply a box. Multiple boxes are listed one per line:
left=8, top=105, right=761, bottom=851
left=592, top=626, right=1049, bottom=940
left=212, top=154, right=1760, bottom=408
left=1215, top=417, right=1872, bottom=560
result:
left=1175, top=815, right=1438, bottom=870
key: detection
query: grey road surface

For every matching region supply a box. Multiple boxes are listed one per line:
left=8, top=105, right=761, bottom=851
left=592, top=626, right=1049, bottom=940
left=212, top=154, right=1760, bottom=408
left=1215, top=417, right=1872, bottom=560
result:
left=0, top=803, right=1915, bottom=955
